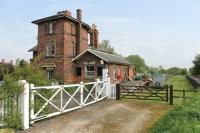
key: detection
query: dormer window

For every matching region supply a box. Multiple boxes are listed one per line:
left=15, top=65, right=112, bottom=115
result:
left=46, top=41, right=56, bottom=56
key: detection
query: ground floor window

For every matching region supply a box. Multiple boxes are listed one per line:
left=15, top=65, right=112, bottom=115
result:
left=46, top=68, right=54, bottom=80
left=85, top=64, right=95, bottom=78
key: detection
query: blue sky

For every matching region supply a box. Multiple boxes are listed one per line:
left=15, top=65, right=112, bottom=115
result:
left=0, top=0, right=200, bottom=68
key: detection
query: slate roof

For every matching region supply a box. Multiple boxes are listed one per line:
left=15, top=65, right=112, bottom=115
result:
left=73, top=48, right=132, bottom=65
left=28, top=45, right=37, bottom=52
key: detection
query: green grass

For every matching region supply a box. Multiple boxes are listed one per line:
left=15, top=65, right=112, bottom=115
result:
left=165, top=75, right=194, bottom=90
left=165, top=75, right=195, bottom=104
left=149, top=92, right=200, bottom=133
left=149, top=75, right=200, bottom=133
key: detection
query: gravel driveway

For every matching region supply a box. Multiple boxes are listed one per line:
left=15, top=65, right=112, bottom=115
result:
left=19, top=99, right=170, bottom=133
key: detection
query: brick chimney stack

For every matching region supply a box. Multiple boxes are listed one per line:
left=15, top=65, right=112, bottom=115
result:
left=76, top=9, right=82, bottom=21
left=2, top=59, right=5, bottom=64
left=76, top=9, right=83, bottom=55
left=57, top=10, right=72, bottom=16
left=92, top=24, right=99, bottom=49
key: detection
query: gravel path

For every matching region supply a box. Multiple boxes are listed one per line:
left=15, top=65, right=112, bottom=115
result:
left=19, top=99, right=170, bottom=133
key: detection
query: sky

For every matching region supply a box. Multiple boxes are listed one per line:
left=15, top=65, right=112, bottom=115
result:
left=0, top=0, right=200, bottom=69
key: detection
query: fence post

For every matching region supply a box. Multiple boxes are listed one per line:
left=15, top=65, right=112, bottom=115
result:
left=165, top=85, right=168, bottom=102
left=80, top=81, right=84, bottom=108
left=18, top=80, right=30, bottom=130
left=60, top=86, right=63, bottom=112
left=116, top=84, right=120, bottom=100
left=169, top=85, right=173, bottom=105
left=106, top=77, right=111, bottom=98
left=30, top=84, right=34, bottom=124
left=95, top=79, right=100, bottom=101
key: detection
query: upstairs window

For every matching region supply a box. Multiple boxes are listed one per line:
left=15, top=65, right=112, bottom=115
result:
left=46, top=41, right=56, bottom=56
left=45, top=22, right=55, bottom=34
left=49, top=23, right=53, bottom=34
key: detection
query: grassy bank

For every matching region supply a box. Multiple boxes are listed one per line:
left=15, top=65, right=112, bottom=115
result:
left=149, top=92, right=200, bottom=133
left=165, top=75, right=194, bottom=90
left=165, top=75, right=195, bottom=104
left=149, top=75, right=199, bottom=133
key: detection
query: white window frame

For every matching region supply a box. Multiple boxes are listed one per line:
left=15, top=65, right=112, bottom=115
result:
left=46, top=41, right=56, bottom=57
left=85, top=63, right=95, bottom=78
left=48, top=23, right=53, bottom=34
left=46, top=68, right=54, bottom=80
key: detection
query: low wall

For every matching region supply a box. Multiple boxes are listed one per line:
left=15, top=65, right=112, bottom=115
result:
left=187, top=76, right=200, bottom=88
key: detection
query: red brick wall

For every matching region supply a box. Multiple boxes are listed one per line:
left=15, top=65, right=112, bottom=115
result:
left=36, top=17, right=90, bottom=84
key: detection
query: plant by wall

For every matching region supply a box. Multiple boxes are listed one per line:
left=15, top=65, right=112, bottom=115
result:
left=0, top=75, right=23, bottom=129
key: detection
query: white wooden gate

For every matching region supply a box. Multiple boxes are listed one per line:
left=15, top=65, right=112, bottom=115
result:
left=30, top=80, right=108, bottom=123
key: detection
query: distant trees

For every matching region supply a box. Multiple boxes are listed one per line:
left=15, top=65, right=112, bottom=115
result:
left=166, top=67, right=187, bottom=75
left=98, top=40, right=117, bottom=54
left=0, top=62, right=14, bottom=81
left=126, top=55, right=149, bottom=73
left=190, top=54, right=200, bottom=75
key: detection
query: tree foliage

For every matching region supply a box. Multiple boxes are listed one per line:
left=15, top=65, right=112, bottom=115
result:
left=0, top=57, right=50, bottom=129
left=166, top=67, right=187, bottom=75
left=98, top=40, right=117, bottom=54
left=126, top=55, right=149, bottom=73
left=190, top=54, right=200, bottom=75
left=0, top=63, right=14, bottom=81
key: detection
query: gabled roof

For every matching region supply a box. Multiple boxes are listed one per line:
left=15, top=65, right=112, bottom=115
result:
left=32, top=14, right=91, bottom=30
left=28, top=45, right=37, bottom=52
left=72, top=48, right=132, bottom=65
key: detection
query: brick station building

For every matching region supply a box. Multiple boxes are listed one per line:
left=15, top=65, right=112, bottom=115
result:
left=28, top=9, right=135, bottom=84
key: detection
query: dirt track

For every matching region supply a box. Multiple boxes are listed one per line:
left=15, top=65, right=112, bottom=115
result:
left=20, top=100, right=171, bottom=133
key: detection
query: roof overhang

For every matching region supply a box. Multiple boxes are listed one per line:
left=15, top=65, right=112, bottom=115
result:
left=32, top=15, right=92, bottom=30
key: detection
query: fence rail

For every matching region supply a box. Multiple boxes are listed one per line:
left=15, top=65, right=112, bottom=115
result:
left=30, top=80, right=109, bottom=123
left=116, top=84, right=196, bottom=105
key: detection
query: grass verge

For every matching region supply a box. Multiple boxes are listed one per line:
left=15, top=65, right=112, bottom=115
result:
left=149, top=92, right=200, bottom=133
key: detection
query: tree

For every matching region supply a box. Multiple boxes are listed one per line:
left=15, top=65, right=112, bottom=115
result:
left=98, top=40, right=117, bottom=54
left=191, top=54, right=200, bottom=75
left=126, top=55, right=149, bottom=73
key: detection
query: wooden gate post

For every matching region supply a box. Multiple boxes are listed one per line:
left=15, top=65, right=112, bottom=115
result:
left=165, top=85, right=168, bottom=102
left=169, top=85, right=173, bottom=105
left=116, top=84, right=120, bottom=100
